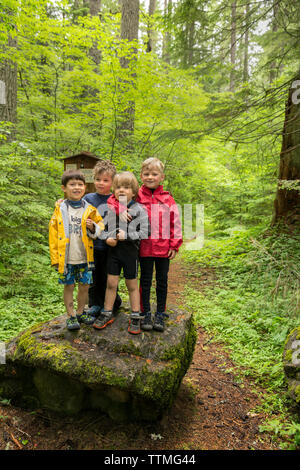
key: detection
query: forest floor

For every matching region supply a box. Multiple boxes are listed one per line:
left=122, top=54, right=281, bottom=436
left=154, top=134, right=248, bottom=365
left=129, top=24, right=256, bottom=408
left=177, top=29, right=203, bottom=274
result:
left=0, top=256, right=282, bottom=451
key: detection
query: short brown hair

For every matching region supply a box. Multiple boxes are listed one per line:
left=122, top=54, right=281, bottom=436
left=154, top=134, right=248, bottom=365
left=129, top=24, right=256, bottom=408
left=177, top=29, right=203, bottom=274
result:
left=112, top=171, right=139, bottom=198
left=61, top=169, right=85, bottom=186
left=141, top=157, right=164, bottom=174
left=93, top=160, right=117, bottom=179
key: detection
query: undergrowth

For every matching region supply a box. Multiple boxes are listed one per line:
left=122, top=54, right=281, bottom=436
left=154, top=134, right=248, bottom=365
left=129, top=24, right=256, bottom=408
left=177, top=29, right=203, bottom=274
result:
left=182, top=226, right=300, bottom=449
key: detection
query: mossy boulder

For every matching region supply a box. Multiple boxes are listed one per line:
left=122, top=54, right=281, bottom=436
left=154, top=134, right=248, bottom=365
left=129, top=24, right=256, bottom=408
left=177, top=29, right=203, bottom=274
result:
left=283, top=326, right=300, bottom=410
left=0, top=306, right=196, bottom=421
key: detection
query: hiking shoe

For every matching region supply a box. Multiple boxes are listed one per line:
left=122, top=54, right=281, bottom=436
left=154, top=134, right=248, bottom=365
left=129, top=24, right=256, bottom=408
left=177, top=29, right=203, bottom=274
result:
left=76, top=312, right=95, bottom=325
left=153, top=312, right=169, bottom=332
left=128, top=312, right=142, bottom=335
left=93, top=310, right=114, bottom=330
left=85, top=305, right=102, bottom=317
left=66, top=316, right=80, bottom=331
left=141, top=311, right=153, bottom=331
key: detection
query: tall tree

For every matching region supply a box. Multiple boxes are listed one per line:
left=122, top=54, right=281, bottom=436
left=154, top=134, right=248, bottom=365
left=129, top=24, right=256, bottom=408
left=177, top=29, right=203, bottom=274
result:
left=119, top=0, right=140, bottom=136
left=229, top=1, right=236, bottom=92
left=272, top=75, right=300, bottom=226
left=146, top=0, right=157, bottom=53
left=0, top=8, right=17, bottom=140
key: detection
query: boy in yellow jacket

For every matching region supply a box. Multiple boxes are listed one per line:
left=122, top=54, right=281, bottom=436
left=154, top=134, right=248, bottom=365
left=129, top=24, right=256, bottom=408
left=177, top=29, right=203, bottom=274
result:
left=49, top=170, right=104, bottom=330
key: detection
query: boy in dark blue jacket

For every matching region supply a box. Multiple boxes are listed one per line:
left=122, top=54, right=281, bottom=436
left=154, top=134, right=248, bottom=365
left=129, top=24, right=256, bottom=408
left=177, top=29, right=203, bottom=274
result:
left=84, top=160, right=122, bottom=316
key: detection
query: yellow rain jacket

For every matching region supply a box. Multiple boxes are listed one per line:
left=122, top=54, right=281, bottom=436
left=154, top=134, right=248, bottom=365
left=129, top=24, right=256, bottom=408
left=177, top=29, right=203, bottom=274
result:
left=49, top=200, right=104, bottom=274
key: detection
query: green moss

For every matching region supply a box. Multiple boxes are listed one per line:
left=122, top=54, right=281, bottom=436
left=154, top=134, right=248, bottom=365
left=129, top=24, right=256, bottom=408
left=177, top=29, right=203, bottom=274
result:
left=112, top=340, right=143, bottom=357
left=285, top=349, right=293, bottom=363
left=295, top=385, right=300, bottom=403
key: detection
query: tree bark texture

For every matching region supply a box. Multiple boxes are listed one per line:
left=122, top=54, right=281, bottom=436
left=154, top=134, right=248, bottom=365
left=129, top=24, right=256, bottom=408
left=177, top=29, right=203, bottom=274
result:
left=146, top=0, right=157, bottom=53
left=0, top=34, right=17, bottom=140
left=272, top=77, right=300, bottom=226
left=119, top=0, right=140, bottom=135
left=230, top=1, right=236, bottom=92
left=89, top=0, right=102, bottom=65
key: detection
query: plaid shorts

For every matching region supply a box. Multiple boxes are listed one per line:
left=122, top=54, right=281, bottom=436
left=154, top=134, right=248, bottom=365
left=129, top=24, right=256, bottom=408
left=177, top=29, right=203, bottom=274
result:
left=58, top=263, right=92, bottom=285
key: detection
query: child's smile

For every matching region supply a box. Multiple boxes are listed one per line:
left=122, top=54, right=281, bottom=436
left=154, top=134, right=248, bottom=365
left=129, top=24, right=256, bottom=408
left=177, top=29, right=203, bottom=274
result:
left=141, top=169, right=164, bottom=189
left=62, top=179, right=86, bottom=201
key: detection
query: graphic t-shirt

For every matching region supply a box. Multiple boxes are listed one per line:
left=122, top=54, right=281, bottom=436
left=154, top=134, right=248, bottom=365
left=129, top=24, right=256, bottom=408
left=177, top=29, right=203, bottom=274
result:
left=68, top=205, right=87, bottom=264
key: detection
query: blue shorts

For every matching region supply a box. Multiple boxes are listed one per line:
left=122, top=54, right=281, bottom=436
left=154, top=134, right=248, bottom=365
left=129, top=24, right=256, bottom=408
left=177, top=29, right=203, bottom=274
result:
left=58, top=263, right=92, bottom=285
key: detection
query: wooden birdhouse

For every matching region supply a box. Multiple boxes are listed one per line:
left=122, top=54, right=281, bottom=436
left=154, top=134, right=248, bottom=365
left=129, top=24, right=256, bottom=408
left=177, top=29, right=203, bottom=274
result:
left=63, top=151, right=100, bottom=194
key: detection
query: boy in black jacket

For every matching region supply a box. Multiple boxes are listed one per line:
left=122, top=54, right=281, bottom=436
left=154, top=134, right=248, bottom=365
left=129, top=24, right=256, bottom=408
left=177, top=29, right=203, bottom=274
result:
left=92, top=171, right=149, bottom=335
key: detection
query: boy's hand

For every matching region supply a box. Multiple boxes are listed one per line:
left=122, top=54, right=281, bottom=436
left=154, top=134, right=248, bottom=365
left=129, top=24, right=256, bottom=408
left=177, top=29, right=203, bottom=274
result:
left=168, top=249, right=177, bottom=260
left=106, top=238, right=118, bottom=247
left=86, top=218, right=95, bottom=232
left=117, top=229, right=126, bottom=241
left=120, top=210, right=132, bottom=223
left=56, top=198, right=64, bottom=205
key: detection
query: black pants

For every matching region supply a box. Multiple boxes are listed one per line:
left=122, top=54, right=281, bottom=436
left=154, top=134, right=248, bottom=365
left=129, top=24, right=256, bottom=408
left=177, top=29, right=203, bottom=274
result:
left=139, top=257, right=170, bottom=313
left=89, top=250, right=122, bottom=310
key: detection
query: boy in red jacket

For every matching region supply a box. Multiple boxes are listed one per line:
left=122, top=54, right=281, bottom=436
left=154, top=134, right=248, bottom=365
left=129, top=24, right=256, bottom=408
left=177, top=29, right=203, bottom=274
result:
left=108, top=157, right=183, bottom=332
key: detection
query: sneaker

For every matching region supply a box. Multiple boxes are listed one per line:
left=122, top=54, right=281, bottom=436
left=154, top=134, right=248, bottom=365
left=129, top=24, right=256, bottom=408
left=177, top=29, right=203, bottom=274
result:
left=153, top=312, right=169, bottom=332
left=85, top=305, right=102, bottom=317
left=76, top=312, right=96, bottom=325
left=66, top=316, right=80, bottom=331
left=93, top=310, right=114, bottom=330
left=128, top=312, right=142, bottom=335
left=141, top=311, right=153, bottom=331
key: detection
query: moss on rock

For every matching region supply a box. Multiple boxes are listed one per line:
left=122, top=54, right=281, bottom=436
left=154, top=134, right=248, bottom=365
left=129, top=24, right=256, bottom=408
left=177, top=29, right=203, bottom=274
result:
left=0, top=307, right=196, bottom=421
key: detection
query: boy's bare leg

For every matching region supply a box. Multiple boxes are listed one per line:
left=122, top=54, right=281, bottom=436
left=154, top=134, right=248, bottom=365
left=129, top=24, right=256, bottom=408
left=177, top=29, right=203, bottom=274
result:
left=125, top=278, right=140, bottom=312
left=64, top=284, right=75, bottom=316
left=77, top=283, right=89, bottom=315
left=104, top=275, right=119, bottom=311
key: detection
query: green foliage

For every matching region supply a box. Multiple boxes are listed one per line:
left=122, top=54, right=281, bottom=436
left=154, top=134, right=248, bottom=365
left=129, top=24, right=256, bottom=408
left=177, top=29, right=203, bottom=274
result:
left=182, top=227, right=300, bottom=447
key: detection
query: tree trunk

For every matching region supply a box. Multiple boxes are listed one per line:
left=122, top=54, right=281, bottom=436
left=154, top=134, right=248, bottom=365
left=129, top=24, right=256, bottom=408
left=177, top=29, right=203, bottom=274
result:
left=243, top=1, right=249, bottom=83
left=119, top=0, right=140, bottom=135
left=146, top=0, right=157, bottom=53
left=272, top=76, right=300, bottom=226
left=230, top=1, right=236, bottom=92
left=89, top=0, right=101, bottom=16
left=89, top=0, right=102, bottom=65
left=269, top=1, right=278, bottom=84
left=0, top=34, right=17, bottom=141
left=162, top=0, right=172, bottom=64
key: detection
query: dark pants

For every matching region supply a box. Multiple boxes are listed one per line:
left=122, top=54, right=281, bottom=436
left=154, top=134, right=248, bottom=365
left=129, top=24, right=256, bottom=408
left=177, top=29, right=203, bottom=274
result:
left=139, top=257, right=170, bottom=313
left=89, top=250, right=122, bottom=310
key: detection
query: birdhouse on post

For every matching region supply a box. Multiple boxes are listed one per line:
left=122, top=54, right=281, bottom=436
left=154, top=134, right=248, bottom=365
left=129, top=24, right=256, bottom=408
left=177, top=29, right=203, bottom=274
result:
left=63, top=151, right=100, bottom=194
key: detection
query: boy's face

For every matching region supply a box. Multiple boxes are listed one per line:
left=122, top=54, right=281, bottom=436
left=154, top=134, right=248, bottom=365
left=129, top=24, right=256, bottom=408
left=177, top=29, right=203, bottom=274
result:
left=94, top=171, right=113, bottom=195
left=114, top=184, right=134, bottom=204
left=62, top=179, right=86, bottom=201
left=141, top=167, right=164, bottom=190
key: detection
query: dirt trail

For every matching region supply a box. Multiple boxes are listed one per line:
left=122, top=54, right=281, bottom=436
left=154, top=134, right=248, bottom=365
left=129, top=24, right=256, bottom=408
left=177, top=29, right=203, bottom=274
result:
left=0, top=256, right=279, bottom=450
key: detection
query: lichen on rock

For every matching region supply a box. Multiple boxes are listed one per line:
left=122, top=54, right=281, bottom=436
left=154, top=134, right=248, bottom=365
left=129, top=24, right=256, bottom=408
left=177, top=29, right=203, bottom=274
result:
left=0, top=306, right=196, bottom=421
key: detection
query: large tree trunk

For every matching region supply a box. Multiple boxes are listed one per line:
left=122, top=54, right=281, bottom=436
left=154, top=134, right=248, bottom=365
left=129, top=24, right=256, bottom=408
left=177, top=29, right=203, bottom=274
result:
left=229, top=1, right=236, bottom=92
left=272, top=77, right=300, bottom=226
left=162, top=0, right=172, bottom=64
left=119, top=0, right=140, bottom=135
left=0, top=34, right=17, bottom=141
left=243, top=1, right=249, bottom=83
left=89, top=0, right=102, bottom=65
left=146, top=0, right=157, bottom=53
left=269, top=1, right=278, bottom=84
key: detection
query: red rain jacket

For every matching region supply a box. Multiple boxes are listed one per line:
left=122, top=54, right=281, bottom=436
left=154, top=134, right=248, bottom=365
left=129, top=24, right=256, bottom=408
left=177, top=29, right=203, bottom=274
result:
left=107, top=184, right=183, bottom=258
